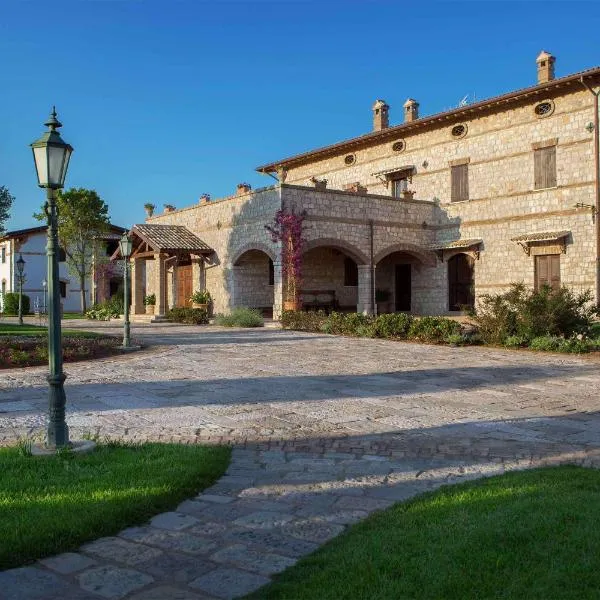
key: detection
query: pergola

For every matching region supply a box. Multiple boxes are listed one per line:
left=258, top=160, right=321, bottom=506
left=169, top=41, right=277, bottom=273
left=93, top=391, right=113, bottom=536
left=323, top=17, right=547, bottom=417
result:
left=113, top=224, right=213, bottom=315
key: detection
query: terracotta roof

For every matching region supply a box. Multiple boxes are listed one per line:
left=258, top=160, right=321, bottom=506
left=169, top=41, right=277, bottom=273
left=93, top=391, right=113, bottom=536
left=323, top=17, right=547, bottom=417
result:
left=133, top=224, right=213, bottom=253
left=511, top=230, right=570, bottom=242
left=256, top=65, right=600, bottom=173
left=430, top=239, right=483, bottom=251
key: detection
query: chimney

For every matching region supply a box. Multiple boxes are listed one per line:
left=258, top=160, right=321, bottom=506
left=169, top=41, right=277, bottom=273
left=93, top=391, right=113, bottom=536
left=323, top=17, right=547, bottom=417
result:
left=372, top=99, right=389, bottom=131
left=403, top=98, right=419, bottom=123
left=536, top=50, right=555, bottom=84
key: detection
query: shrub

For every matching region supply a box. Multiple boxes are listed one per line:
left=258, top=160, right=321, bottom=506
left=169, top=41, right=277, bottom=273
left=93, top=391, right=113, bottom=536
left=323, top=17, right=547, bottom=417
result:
left=408, top=316, right=461, bottom=343
left=371, top=313, right=413, bottom=339
left=86, top=297, right=123, bottom=321
left=215, top=307, right=264, bottom=328
left=144, top=294, right=156, bottom=306
left=322, top=312, right=374, bottom=336
left=190, top=290, right=211, bottom=304
left=504, top=335, right=528, bottom=348
left=2, top=293, right=30, bottom=316
left=473, top=283, right=598, bottom=345
left=280, top=310, right=327, bottom=332
left=166, top=307, right=208, bottom=325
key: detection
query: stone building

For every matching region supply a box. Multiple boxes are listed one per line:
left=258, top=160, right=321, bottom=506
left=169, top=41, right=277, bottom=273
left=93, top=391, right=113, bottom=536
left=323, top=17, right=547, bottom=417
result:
left=123, top=51, right=600, bottom=319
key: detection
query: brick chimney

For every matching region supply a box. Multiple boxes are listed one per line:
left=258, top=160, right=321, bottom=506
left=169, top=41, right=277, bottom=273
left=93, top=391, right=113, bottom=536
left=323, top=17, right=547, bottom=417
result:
left=372, top=99, right=389, bottom=131
left=536, top=50, right=555, bottom=84
left=403, top=98, right=419, bottom=123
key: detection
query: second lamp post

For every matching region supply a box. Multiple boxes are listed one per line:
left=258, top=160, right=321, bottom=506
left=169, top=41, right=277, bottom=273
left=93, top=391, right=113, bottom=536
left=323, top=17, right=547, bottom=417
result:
left=16, top=254, right=26, bottom=325
left=119, top=232, right=132, bottom=348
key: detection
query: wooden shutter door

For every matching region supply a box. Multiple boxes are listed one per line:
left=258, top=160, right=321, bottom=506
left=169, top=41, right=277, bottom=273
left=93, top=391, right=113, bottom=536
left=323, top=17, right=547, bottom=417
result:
left=534, top=149, right=543, bottom=189
left=543, top=146, right=556, bottom=188
left=549, top=254, right=560, bottom=290
left=536, top=255, right=549, bottom=290
left=451, top=165, right=468, bottom=202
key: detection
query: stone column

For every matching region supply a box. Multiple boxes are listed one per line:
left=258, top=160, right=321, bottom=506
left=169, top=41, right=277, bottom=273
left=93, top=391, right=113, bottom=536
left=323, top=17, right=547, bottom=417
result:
left=357, top=264, right=375, bottom=315
left=272, top=260, right=283, bottom=320
left=131, top=257, right=144, bottom=315
left=230, top=265, right=243, bottom=309
left=168, top=265, right=176, bottom=310
left=192, top=259, right=202, bottom=292
left=154, top=253, right=166, bottom=316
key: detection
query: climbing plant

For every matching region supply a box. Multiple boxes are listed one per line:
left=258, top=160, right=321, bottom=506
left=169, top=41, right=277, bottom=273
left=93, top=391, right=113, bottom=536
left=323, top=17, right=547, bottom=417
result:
left=265, top=208, right=306, bottom=305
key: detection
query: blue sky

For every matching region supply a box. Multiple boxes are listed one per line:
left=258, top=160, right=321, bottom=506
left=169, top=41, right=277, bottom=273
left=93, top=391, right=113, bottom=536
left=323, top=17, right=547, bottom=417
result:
left=2, top=0, right=600, bottom=230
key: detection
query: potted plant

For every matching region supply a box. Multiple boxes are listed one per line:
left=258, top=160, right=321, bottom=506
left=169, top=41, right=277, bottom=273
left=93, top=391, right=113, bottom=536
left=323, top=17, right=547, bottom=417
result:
left=144, top=202, right=155, bottom=218
left=190, top=290, right=211, bottom=310
left=144, top=293, right=156, bottom=315
left=376, top=288, right=391, bottom=314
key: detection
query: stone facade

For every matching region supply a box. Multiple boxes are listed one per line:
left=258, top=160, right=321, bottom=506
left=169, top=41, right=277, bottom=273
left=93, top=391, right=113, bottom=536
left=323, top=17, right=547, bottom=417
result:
left=135, top=54, right=599, bottom=318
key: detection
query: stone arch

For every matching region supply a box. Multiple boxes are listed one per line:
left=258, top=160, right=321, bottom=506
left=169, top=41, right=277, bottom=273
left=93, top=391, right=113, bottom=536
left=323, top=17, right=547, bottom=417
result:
left=231, top=242, right=277, bottom=266
left=302, top=238, right=369, bottom=265
left=374, top=242, right=437, bottom=267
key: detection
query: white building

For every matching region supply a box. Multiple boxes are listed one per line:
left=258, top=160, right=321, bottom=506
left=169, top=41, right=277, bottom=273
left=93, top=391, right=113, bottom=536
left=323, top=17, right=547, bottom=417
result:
left=0, top=224, right=125, bottom=313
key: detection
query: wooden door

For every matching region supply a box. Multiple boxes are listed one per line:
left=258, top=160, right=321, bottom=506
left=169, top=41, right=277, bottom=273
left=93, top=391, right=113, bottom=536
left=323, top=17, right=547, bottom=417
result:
left=535, top=254, right=560, bottom=291
left=395, top=264, right=411, bottom=311
left=176, top=264, right=193, bottom=307
left=448, top=254, right=475, bottom=311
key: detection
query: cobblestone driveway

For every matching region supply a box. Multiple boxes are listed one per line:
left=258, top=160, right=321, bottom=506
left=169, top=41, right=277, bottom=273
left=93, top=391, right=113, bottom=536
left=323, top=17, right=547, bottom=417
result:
left=1, top=322, right=599, bottom=599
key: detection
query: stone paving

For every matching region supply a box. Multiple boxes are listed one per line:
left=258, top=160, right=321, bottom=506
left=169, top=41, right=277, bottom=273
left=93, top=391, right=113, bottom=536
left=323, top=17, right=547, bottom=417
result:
left=1, top=321, right=600, bottom=599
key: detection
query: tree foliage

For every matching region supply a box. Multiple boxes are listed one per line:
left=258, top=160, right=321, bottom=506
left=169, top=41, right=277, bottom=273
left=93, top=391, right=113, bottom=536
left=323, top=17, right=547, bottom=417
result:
left=34, top=188, right=110, bottom=313
left=0, top=186, right=15, bottom=235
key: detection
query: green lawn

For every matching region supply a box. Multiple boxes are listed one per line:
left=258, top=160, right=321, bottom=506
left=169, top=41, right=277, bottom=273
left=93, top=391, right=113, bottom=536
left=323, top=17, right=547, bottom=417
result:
left=0, top=443, right=230, bottom=569
left=0, top=323, right=101, bottom=339
left=247, top=466, right=600, bottom=600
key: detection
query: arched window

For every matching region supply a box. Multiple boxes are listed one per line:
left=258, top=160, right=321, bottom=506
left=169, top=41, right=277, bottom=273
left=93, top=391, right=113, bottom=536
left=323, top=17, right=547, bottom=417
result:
left=448, top=253, right=474, bottom=311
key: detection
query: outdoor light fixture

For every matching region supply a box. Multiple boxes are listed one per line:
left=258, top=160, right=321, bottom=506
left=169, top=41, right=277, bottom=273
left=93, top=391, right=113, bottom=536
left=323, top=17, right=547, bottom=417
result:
left=16, top=254, right=25, bottom=326
left=30, top=108, right=73, bottom=449
left=118, top=232, right=133, bottom=348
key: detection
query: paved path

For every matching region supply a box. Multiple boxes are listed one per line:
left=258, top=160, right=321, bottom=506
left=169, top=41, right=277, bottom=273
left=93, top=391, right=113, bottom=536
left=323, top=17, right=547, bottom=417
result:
left=1, top=322, right=600, bottom=599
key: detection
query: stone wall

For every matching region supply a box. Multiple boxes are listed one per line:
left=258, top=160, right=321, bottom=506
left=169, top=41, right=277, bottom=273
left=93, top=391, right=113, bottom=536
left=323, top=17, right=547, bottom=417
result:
left=233, top=250, right=274, bottom=309
left=146, top=186, right=282, bottom=314
left=279, top=87, right=598, bottom=305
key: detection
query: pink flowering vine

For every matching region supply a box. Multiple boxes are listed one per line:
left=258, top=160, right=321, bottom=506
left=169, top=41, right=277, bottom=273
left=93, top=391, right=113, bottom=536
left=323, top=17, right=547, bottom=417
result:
left=265, top=209, right=307, bottom=303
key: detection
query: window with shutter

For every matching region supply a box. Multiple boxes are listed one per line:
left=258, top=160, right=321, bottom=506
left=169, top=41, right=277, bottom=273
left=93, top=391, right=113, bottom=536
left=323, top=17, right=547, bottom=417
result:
left=451, top=164, right=469, bottom=202
left=534, top=146, right=556, bottom=190
left=535, top=254, right=560, bottom=291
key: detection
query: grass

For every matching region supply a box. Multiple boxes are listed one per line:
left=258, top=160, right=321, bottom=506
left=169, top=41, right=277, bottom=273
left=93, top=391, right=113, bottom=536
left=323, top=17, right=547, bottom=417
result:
left=247, top=466, right=600, bottom=600
left=215, top=307, right=264, bottom=328
left=0, top=323, right=102, bottom=339
left=0, top=442, right=230, bottom=570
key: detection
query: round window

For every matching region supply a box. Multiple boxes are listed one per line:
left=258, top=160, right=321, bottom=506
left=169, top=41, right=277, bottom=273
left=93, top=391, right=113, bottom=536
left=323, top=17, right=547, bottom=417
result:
left=392, top=140, right=405, bottom=152
left=534, top=100, right=554, bottom=117
left=451, top=124, right=467, bottom=138
left=344, top=154, right=356, bottom=165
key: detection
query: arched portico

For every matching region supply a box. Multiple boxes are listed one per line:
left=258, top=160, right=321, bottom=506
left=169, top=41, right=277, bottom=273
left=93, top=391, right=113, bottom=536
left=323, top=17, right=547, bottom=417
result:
left=374, top=243, right=437, bottom=314
left=231, top=248, right=276, bottom=317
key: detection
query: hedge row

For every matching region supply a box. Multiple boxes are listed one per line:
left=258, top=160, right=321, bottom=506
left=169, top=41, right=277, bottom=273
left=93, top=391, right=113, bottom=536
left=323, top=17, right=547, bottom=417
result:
left=281, top=311, right=463, bottom=344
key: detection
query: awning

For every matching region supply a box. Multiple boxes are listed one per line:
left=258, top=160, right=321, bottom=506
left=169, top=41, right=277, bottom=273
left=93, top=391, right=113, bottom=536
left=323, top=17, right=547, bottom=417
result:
left=111, top=224, right=213, bottom=260
left=371, top=165, right=415, bottom=178
left=510, top=230, right=570, bottom=243
left=430, top=238, right=482, bottom=262
left=430, top=238, right=483, bottom=251
left=511, top=230, right=570, bottom=255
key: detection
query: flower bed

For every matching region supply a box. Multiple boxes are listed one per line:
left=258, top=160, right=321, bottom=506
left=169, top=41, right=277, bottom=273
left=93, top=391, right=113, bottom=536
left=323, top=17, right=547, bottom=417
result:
left=0, top=335, right=126, bottom=368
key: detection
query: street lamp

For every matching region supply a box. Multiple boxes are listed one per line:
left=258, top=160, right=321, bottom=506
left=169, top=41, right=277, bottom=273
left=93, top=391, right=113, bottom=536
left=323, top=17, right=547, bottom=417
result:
left=118, top=232, right=133, bottom=348
left=30, top=107, right=73, bottom=449
left=16, top=254, right=26, bottom=326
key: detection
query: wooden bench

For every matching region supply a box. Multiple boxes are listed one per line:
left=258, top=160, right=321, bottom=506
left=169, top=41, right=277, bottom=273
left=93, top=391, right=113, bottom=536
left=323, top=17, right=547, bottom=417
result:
left=300, top=289, right=338, bottom=314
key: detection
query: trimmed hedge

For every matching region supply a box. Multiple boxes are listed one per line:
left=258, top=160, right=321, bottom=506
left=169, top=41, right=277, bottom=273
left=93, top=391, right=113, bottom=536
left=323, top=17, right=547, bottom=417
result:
left=167, top=307, right=209, bottom=325
left=2, top=293, right=30, bottom=316
left=281, top=310, right=461, bottom=344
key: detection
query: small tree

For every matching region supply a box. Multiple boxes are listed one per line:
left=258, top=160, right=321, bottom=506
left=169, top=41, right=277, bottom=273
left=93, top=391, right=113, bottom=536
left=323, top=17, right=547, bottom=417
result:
left=265, top=208, right=306, bottom=305
left=0, top=186, right=15, bottom=235
left=34, top=188, right=110, bottom=313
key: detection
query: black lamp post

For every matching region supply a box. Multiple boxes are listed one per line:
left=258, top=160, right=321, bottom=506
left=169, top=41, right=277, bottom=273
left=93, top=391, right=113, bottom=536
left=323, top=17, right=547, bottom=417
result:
left=16, top=254, right=26, bottom=326
left=30, top=107, right=73, bottom=449
left=119, top=232, right=133, bottom=348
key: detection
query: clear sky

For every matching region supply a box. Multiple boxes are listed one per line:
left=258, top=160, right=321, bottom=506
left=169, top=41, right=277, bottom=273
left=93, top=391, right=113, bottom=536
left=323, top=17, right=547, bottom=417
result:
left=2, top=0, right=600, bottom=231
